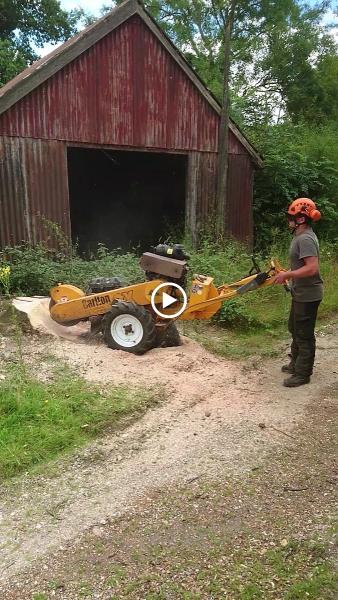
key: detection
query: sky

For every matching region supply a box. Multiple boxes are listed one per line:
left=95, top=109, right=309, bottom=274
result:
left=61, top=0, right=104, bottom=15
left=38, top=1, right=104, bottom=55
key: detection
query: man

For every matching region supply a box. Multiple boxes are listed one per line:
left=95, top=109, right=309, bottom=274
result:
left=274, top=198, right=323, bottom=388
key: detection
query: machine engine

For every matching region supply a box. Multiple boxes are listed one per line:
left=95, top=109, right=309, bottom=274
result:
left=85, top=245, right=189, bottom=295
left=140, top=244, right=189, bottom=288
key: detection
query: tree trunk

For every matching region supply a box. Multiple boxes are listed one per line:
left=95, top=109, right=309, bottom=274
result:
left=216, top=0, right=237, bottom=237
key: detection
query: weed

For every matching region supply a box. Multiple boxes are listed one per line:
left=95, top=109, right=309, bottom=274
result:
left=78, top=581, right=92, bottom=597
left=0, top=243, right=143, bottom=296
left=47, top=579, right=64, bottom=591
left=106, top=565, right=127, bottom=587
left=0, top=264, right=11, bottom=295
left=285, top=564, right=338, bottom=599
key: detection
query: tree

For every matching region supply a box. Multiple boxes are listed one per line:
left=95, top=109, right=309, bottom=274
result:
left=214, top=0, right=237, bottom=236
left=282, top=53, right=338, bottom=124
left=0, top=0, right=84, bottom=86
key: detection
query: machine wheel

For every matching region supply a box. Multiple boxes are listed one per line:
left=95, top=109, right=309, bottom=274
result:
left=103, top=301, right=157, bottom=354
left=157, top=322, right=182, bottom=348
left=49, top=298, right=81, bottom=327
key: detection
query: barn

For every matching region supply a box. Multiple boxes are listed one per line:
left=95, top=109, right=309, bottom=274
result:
left=0, top=0, right=262, bottom=252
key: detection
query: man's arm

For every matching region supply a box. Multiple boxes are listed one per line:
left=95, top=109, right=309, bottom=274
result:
left=274, top=256, right=319, bottom=284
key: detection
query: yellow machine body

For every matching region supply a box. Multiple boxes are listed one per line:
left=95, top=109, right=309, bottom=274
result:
left=50, top=280, right=163, bottom=324
left=50, top=259, right=284, bottom=325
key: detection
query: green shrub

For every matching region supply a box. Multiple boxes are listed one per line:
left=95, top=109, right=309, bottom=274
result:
left=0, top=244, right=143, bottom=296
left=251, top=122, right=338, bottom=248
left=214, top=299, right=264, bottom=329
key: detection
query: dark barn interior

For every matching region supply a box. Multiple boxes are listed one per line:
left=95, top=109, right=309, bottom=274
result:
left=67, top=147, right=187, bottom=253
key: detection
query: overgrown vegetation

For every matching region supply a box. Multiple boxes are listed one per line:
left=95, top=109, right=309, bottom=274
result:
left=185, top=236, right=337, bottom=357
left=0, top=364, right=158, bottom=479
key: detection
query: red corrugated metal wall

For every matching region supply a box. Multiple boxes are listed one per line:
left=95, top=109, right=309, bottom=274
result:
left=0, top=15, right=245, bottom=156
left=0, top=136, right=69, bottom=247
left=227, top=155, right=253, bottom=245
left=0, top=136, right=26, bottom=246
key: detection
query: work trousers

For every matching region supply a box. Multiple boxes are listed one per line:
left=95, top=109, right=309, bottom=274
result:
left=288, top=300, right=321, bottom=377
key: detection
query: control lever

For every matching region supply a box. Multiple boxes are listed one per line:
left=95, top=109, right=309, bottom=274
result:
left=249, top=255, right=261, bottom=275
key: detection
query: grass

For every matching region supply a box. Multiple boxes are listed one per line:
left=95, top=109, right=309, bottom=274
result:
left=182, top=321, right=288, bottom=359
left=0, top=365, right=158, bottom=480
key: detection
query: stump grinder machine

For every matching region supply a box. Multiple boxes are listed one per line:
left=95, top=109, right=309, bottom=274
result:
left=49, top=244, right=285, bottom=354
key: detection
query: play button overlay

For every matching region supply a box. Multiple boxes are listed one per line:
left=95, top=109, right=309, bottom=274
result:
left=151, top=282, right=188, bottom=319
left=162, top=291, right=177, bottom=309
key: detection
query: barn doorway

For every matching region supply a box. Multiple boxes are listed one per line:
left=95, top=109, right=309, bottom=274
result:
left=67, top=147, right=187, bottom=253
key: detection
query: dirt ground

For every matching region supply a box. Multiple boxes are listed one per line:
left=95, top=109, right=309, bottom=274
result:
left=0, top=300, right=337, bottom=599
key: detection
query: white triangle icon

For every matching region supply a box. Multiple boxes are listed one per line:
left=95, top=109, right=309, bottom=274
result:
left=162, top=291, right=177, bottom=309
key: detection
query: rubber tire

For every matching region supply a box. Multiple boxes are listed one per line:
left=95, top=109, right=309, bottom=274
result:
left=157, top=322, right=182, bottom=348
left=103, top=301, right=157, bottom=354
left=86, top=276, right=123, bottom=295
left=49, top=298, right=81, bottom=327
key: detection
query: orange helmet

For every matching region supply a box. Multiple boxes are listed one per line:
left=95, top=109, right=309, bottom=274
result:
left=287, top=198, right=321, bottom=222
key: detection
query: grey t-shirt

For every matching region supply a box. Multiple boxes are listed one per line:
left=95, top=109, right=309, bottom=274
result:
left=289, top=228, right=323, bottom=302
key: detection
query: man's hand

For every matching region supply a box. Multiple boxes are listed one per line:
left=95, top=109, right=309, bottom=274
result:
left=274, top=271, right=291, bottom=284
left=274, top=257, right=319, bottom=285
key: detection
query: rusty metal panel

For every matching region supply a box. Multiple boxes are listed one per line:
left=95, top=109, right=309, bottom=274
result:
left=186, top=151, right=217, bottom=243
left=227, top=154, right=253, bottom=246
left=0, top=137, right=27, bottom=246
left=0, top=16, right=221, bottom=153
left=20, top=138, right=70, bottom=245
left=228, top=129, right=246, bottom=154
left=186, top=152, right=200, bottom=245
left=0, top=136, right=69, bottom=247
left=186, top=152, right=253, bottom=245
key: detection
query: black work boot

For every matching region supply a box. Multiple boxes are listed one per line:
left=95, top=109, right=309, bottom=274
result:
left=281, top=362, right=295, bottom=374
left=283, top=374, right=310, bottom=387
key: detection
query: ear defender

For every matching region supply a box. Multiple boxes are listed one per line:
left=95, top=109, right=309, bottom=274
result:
left=309, top=209, right=321, bottom=221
